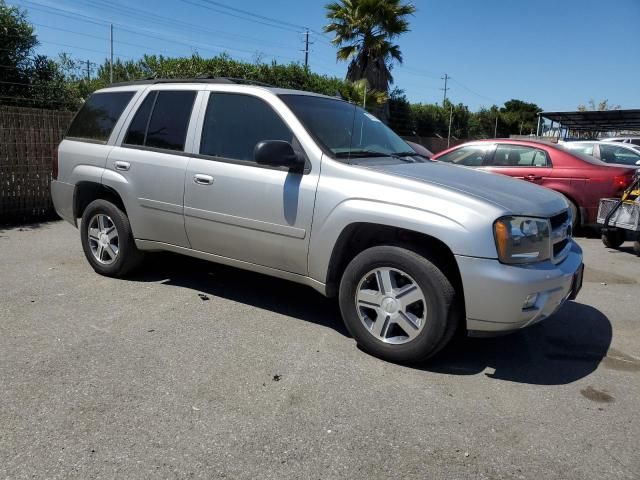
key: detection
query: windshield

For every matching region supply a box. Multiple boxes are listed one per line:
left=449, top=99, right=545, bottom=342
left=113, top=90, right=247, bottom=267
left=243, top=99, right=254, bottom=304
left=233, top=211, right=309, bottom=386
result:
left=280, top=94, right=417, bottom=160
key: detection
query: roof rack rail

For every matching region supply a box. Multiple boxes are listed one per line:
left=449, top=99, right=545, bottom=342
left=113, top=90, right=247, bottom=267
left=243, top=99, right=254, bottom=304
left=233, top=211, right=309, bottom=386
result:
left=111, top=76, right=274, bottom=87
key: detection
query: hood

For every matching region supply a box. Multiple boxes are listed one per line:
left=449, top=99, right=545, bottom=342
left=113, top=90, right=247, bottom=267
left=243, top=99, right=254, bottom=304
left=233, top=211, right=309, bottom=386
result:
left=366, top=161, right=567, bottom=217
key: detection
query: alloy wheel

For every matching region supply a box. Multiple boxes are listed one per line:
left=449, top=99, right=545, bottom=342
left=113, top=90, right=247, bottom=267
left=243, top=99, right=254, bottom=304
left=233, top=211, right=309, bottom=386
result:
left=355, top=267, right=427, bottom=345
left=87, top=214, right=119, bottom=265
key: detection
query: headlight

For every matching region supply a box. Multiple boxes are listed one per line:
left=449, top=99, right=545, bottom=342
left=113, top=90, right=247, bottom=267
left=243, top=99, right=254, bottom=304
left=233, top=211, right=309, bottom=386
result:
left=493, top=216, right=551, bottom=264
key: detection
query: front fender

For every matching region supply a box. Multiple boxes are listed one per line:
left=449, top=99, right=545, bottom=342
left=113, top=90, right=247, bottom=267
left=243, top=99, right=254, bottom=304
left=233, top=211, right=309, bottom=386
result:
left=307, top=198, right=496, bottom=284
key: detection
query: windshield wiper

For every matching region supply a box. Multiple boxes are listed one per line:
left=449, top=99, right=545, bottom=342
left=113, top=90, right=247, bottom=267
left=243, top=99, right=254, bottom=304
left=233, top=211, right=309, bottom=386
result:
left=389, top=151, right=422, bottom=162
left=334, top=150, right=391, bottom=158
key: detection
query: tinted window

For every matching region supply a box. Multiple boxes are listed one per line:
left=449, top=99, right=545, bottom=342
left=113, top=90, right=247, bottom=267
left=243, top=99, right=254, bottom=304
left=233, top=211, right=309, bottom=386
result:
left=66, top=91, right=134, bottom=142
left=599, top=144, right=640, bottom=165
left=145, top=91, right=196, bottom=151
left=630, top=139, right=640, bottom=146
left=489, top=145, right=549, bottom=167
left=201, top=93, right=293, bottom=161
left=123, top=91, right=156, bottom=146
left=437, top=145, right=492, bottom=166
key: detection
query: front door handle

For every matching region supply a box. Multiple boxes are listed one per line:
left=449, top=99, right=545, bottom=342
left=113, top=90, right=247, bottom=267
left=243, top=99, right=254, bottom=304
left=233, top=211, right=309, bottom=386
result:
left=193, top=174, right=214, bottom=185
left=525, top=174, right=542, bottom=181
left=114, top=161, right=130, bottom=171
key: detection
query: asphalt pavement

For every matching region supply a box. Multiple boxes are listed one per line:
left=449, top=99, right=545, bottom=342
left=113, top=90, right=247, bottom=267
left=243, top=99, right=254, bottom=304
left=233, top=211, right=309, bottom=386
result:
left=1, top=221, right=639, bottom=479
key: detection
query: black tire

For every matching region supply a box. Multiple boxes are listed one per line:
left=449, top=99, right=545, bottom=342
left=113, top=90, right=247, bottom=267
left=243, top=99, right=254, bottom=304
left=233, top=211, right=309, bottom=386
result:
left=563, top=196, right=579, bottom=230
left=601, top=229, right=625, bottom=249
left=80, top=199, right=144, bottom=277
left=338, top=245, right=457, bottom=364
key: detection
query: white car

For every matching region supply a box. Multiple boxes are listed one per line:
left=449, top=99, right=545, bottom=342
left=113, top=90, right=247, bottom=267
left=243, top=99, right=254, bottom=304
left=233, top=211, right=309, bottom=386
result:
left=562, top=141, right=640, bottom=166
left=600, top=136, right=640, bottom=146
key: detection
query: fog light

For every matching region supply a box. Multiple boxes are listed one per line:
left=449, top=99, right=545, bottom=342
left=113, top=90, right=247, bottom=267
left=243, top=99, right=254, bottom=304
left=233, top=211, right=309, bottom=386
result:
left=523, top=293, right=539, bottom=310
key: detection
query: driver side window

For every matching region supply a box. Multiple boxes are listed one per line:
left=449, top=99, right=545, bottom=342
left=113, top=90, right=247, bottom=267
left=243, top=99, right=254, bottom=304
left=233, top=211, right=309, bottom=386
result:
left=599, top=144, right=640, bottom=165
left=200, top=93, right=293, bottom=162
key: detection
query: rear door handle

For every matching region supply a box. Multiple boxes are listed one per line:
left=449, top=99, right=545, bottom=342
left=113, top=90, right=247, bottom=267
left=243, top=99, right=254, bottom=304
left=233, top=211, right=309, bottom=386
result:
left=114, top=161, right=130, bottom=171
left=193, top=174, right=214, bottom=185
left=525, top=174, right=542, bottom=181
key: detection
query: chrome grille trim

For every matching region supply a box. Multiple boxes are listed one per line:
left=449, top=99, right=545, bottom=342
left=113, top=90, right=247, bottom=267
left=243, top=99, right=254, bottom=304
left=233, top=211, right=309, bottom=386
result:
left=550, top=209, right=572, bottom=264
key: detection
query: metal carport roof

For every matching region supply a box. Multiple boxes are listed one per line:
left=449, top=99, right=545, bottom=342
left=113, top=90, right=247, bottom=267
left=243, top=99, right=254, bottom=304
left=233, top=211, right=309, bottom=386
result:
left=539, top=109, right=640, bottom=131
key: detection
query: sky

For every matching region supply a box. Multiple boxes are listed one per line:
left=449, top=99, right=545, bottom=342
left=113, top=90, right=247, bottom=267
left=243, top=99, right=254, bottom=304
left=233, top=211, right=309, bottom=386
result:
left=9, top=0, right=640, bottom=111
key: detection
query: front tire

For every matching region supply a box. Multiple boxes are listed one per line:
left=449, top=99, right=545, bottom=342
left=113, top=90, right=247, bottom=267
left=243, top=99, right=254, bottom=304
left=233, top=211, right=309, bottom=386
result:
left=80, top=199, right=144, bottom=277
left=338, top=246, right=457, bottom=364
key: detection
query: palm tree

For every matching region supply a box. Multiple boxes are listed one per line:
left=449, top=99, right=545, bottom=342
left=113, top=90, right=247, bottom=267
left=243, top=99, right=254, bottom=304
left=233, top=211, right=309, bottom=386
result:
left=324, top=0, right=416, bottom=94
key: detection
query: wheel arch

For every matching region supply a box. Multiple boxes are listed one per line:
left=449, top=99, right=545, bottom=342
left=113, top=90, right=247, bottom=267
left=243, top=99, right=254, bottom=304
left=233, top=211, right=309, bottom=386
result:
left=74, top=181, right=128, bottom=221
left=324, top=222, right=464, bottom=304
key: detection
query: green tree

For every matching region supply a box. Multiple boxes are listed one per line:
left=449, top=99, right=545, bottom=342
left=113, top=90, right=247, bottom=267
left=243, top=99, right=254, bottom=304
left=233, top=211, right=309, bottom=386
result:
left=0, top=2, right=80, bottom=109
left=0, top=1, right=37, bottom=101
left=499, top=99, right=541, bottom=135
left=324, top=0, right=416, bottom=94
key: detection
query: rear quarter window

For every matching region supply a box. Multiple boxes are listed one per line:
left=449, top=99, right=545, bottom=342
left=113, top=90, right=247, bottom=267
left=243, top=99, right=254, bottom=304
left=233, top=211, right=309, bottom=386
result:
left=66, top=91, right=135, bottom=143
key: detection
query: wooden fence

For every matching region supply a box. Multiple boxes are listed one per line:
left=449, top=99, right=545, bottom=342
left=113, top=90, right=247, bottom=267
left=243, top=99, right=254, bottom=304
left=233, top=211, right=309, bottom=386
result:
left=0, top=106, right=74, bottom=224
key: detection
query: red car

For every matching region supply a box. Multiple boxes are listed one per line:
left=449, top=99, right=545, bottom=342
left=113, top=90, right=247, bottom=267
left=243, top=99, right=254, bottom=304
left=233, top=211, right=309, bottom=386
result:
left=432, top=139, right=637, bottom=227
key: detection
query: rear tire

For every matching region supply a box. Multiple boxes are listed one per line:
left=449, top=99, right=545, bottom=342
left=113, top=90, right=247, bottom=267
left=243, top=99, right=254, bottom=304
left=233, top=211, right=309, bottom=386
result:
left=601, top=229, right=625, bottom=249
left=80, top=199, right=144, bottom=277
left=338, top=245, right=457, bottom=364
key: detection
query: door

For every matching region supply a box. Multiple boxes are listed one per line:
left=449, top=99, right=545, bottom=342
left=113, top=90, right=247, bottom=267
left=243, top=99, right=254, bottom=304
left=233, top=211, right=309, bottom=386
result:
left=106, top=89, right=197, bottom=247
left=483, top=144, right=552, bottom=185
left=183, top=92, right=319, bottom=275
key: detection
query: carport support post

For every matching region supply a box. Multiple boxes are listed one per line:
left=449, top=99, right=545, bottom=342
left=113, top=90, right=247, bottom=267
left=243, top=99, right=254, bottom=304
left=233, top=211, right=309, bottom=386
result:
left=536, top=114, right=542, bottom=137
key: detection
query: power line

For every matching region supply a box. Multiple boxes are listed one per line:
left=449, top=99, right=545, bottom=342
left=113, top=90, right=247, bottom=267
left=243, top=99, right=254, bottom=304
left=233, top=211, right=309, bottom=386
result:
left=449, top=78, right=501, bottom=105
left=13, top=0, right=303, bottom=64
left=178, top=0, right=301, bottom=33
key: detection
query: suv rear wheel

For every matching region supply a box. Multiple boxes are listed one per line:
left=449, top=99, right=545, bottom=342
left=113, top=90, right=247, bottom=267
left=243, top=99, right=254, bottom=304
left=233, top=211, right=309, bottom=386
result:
left=339, top=246, right=456, bottom=364
left=80, top=199, right=144, bottom=277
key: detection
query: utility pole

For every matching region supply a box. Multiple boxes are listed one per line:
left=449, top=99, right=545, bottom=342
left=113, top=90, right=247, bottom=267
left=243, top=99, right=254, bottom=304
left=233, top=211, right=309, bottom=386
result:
left=86, top=59, right=91, bottom=82
left=494, top=115, right=498, bottom=138
left=303, top=28, right=310, bottom=68
left=441, top=73, right=449, bottom=105
left=109, top=23, right=114, bottom=84
left=447, top=104, right=453, bottom=148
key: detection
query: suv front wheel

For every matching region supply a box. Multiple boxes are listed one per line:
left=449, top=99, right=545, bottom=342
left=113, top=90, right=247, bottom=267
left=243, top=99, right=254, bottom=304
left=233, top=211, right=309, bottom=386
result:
left=339, top=246, right=457, bottom=364
left=80, top=199, right=144, bottom=277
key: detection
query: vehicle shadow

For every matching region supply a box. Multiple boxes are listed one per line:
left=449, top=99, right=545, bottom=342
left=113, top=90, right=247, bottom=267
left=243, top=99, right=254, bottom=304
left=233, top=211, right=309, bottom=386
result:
left=129, top=252, right=349, bottom=337
left=131, top=253, right=611, bottom=385
left=424, top=301, right=612, bottom=385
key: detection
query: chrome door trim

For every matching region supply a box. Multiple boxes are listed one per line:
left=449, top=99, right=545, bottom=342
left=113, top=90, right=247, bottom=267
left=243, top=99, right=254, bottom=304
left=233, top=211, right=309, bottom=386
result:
left=183, top=206, right=307, bottom=239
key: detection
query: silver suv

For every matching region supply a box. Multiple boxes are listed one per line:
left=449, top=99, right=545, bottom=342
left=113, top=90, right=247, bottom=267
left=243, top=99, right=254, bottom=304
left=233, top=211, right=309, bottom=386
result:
left=51, top=78, right=583, bottom=363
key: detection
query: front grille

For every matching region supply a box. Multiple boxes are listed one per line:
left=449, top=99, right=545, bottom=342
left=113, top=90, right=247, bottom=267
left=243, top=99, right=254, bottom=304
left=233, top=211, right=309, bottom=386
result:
left=553, top=238, right=569, bottom=257
left=550, top=210, right=569, bottom=229
left=550, top=209, right=571, bottom=263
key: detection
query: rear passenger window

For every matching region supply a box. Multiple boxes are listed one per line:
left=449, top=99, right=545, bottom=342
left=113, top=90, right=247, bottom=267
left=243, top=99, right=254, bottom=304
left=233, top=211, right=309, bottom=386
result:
left=123, top=90, right=196, bottom=152
left=200, top=93, right=293, bottom=162
left=66, top=91, right=134, bottom=142
left=123, top=91, right=156, bottom=146
left=489, top=145, right=549, bottom=167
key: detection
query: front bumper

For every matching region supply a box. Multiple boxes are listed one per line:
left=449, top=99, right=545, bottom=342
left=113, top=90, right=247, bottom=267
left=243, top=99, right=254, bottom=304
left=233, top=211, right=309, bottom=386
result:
left=455, top=241, right=583, bottom=335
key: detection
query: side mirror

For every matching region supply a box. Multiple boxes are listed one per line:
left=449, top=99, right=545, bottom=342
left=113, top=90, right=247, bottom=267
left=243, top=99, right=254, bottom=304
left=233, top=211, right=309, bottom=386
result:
left=254, top=140, right=304, bottom=171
